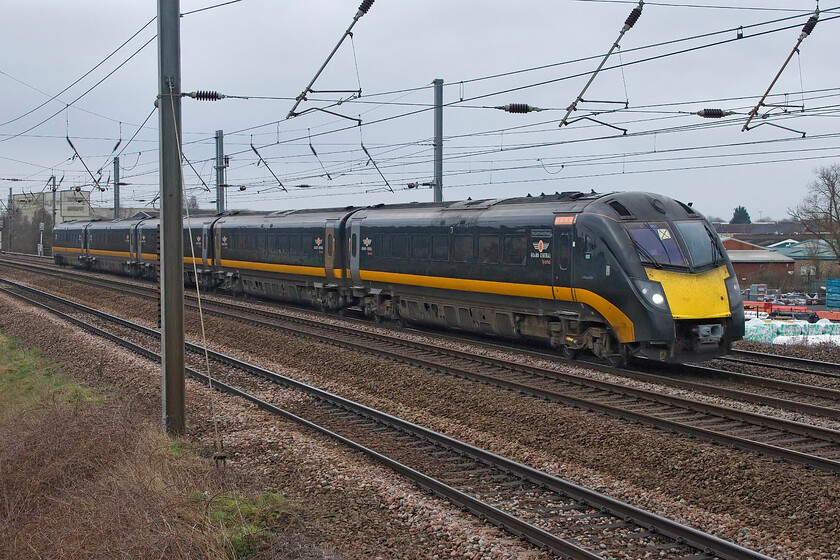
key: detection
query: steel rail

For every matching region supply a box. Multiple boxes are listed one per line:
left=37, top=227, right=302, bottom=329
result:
left=0, top=280, right=777, bottom=560
left=725, top=349, right=840, bottom=380
left=3, top=275, right=840, bottom=475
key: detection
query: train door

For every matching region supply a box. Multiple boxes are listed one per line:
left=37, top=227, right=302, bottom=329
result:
left=130, top=222, right=140, bottom=260
left=214, top=221, right=223, bottom=265
left=349, top=219, right=361, bottom=284
left=82, top=223, right=91, bottom=256
left=202, top=223, right=212, bottom=266
left=324, top=220, right=338, bottom=283
left=552, top=216, right=575, bottom=301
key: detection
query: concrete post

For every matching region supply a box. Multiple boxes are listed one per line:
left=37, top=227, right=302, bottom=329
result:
left=433, top=78, right=443, bottom=203
left=158, top=0, right=185, bottom=434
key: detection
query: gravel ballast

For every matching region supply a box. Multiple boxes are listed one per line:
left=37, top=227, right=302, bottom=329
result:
left=2, top=268, right=840, bottom=558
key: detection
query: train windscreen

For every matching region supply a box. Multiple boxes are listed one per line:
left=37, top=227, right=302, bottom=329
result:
left=674, top=220, right=724, bottom=269
left=624, top=222, right=686, bottom=268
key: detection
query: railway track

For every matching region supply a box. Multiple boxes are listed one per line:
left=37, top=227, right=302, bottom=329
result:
left=723, top=349, right=840, bottom=380
left=3, top=263, right=840, bottom=474
left=0, top=278, right=776, bottom=560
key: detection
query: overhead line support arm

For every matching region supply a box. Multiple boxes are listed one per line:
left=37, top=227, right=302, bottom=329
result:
left=559, top=0, right=644, bottom=128
left=287, top=0, right=374, bottom=119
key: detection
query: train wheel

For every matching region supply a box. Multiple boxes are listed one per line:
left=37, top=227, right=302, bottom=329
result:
left=562, top=345, right=578, bottom=360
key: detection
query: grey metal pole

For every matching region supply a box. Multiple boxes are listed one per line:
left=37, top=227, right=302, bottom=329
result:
left=8, top=188, right=12, bottom=252
left=215, top=130, right=224, bottom=214
left=158, top=0, right=185, bottom=435
left=51, top=176, right=56, bottom=226
left=113, top=157, right=120, bottom=220
left=433, top=78, right=443, bottom=203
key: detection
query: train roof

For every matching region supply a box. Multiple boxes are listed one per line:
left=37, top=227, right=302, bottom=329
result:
left=53, top=191, right=704, bottom=230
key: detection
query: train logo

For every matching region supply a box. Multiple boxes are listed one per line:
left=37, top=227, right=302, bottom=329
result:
left=314, top=237, right=324, bottom=253
left=533, top=240, right=549, bottom=253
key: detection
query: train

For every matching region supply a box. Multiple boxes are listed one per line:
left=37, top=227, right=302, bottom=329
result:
left=52, top=190, right=745, bottom=364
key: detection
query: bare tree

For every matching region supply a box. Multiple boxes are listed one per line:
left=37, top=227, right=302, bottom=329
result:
left=790, top=164, right=840, bottom=266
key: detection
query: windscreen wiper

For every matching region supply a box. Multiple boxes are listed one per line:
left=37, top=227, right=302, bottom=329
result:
left=631, top=238, right=662, bottom=269
left=705, top=226, right=722, bottom=266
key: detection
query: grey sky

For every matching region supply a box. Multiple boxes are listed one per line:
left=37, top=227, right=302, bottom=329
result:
left=1, top=0, right=837, bottom=222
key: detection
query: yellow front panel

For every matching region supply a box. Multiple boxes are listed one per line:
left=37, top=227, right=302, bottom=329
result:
left=645, top=266, right=731, bottom=319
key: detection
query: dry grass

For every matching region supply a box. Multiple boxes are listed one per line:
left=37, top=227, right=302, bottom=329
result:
left=0, top=336, right=311, bottom=559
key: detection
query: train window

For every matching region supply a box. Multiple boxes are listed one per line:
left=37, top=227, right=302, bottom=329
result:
left=412, top=235, right=429, bottom=260
left=373, top=234, right=383, bottom=257
left=503, top=235, right=527, bottom=265
left=558, top=233, right=571, bottom=271
left=624, top=222, right=686, bottom=267
left=431, top=235, right=449, bottom=261
left=392, top=234, right=409, bottom=259
left=674, top=220, right=722, bottom=268
left=453, top=235, right=474, bottom=262
left=478, top=235, right=499, bottom=264
left=327, top=234, right=333, bottom=257
left=290, top=234, right=302, bottom=255
left=277, top=234, right=289, bottom=254
left=351, top=233, right=358, bottom=257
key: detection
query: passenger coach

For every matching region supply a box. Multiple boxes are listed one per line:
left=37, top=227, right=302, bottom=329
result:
left=52, top=191, right=744, bottom=363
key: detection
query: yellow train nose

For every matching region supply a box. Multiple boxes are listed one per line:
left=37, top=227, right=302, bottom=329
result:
left=644, top=265, right=732, bottom=319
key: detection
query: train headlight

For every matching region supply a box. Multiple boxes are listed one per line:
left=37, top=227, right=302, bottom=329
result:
left=633, top=278, right=669, bottom=310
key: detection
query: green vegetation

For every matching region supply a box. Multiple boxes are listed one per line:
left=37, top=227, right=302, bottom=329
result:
left=195, top=491, right=293, bottom=558
left=0, top=336, right=95, bottom=420
left=0, top=333, right=300, bottom=559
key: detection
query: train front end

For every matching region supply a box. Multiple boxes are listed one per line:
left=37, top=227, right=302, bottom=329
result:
left=578, top=193, right=744, bottom=363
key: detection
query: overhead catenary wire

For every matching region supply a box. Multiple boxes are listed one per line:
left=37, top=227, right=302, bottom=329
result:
left=0, top=34, right=157, bottom=145
left=0, top=16, right=156, bottom=129
left=249, top=139, right=287, bottom=192
left=219, top=10, right=840, bottom=164
left=10, top=5, right=838, bottom=210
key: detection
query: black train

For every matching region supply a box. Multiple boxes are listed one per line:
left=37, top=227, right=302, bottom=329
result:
left=53, top=191, right=744, bottom=363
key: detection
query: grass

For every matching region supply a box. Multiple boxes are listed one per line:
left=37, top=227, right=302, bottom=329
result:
left=196, top=491, right=296, bottom=558
left=0, top=333, right=302, bottom=559
left=0, top=336, right=95, bottom=420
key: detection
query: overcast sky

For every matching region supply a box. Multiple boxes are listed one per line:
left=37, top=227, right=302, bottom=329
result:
left=2, top=0, right=838, bottom=222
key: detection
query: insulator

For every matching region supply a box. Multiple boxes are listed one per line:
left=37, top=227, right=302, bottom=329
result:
left=192, top=90, right=222, bottom=101
left=238, top=185, right=246, bottom=191
left=801, top=13, right=818, bottom=37
left=696, top=109, right=732, bottom=119
left=624, top=5, right=642, bottom=29
left=498, top=103, right=542, bottom=113
left=358, top=0, right=374, bottom=14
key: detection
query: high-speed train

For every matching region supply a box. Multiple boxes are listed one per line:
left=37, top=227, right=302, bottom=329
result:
left=53, top=191, right=744, bottom=363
